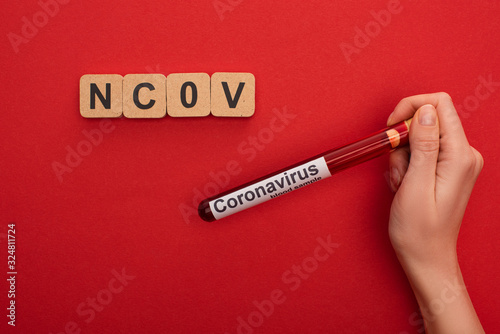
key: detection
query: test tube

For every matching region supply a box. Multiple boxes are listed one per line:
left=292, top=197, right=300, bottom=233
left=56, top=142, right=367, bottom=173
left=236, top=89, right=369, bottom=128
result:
left=198, top=119, right=412, bottom=222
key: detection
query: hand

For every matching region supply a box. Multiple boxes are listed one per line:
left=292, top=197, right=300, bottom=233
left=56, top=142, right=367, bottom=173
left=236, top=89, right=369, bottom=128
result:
left=387, top=92, right=484, bottom=333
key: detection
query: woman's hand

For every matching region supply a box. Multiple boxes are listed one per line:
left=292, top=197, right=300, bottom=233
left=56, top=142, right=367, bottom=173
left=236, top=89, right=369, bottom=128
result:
left=387, top=92, right=484, bottom=333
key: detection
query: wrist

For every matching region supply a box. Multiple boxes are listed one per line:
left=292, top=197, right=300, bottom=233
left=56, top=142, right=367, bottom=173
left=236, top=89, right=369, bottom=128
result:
left=395, top=246, right=461, bottom=297
left=402, top=261, right=484, bottom=333
left=393, top=241, right=459, bottom=281
left=404, top=259, right=462, bottom=304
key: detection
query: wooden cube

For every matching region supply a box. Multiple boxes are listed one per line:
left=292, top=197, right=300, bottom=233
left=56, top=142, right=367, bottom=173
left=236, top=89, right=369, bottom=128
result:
left=80, top=74, right=123, bottom=118
left=211, top=72, right=255, bottom=117
left=123, top=74, right=167, bottom=118
left=167, top=73, right=210, bottom=117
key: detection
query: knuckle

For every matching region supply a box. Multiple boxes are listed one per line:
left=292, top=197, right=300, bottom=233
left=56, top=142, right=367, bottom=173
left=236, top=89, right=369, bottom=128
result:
left=463, top=156, right=475, bottom=171
left=399, top=97, right=415, bottom=110
left=459, top=150, right=478, bottom=174
left=436, top=92, right=453, bottom=103
left=471, top=147, right=484, bottom=173
left=399, top=96, right=411, bottom=105
left=413, top=137, right=440, bottom=153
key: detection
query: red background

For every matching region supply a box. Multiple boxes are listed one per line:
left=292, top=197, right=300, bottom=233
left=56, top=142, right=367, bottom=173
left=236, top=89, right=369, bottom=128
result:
left=1, top=0, right=499, bottom=333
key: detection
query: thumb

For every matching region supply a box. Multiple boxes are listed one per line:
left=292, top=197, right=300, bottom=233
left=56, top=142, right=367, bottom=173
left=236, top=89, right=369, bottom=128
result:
left=403, top=104, right=440, bottom=193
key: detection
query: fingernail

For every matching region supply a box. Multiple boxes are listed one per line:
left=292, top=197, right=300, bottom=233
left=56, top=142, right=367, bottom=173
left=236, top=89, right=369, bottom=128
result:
left=390, top=167, right=400, bottom=192
left=387, top=111, right=395, bottom=126
left=418, top=104, right=436, bottom=126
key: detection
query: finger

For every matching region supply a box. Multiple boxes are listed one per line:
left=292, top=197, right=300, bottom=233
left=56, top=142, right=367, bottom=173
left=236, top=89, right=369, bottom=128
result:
left=388, top=92, right=469, bottom=154
left=436, top=146, right=484, bottom=223
left=401, top=104, right=440, bottom=199
left=388, top=146, right=410, bottom=192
